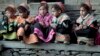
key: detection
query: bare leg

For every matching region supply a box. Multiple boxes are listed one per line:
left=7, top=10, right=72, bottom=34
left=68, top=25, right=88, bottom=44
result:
left=86, top=38, right=95, bottom=46
left=64, top=34, right=70, bottom=44
left=23, top=34, right=38, bottom=44
left=55, top=34, right=70, bottom=44
left=17, top=27, right=24, bottom=40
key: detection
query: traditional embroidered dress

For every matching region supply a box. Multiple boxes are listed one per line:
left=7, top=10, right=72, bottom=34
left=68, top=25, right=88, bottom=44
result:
left=51, top=13, right=72, bottom=42
left=32, top=13, right=55, bottom=42
left=76, top=14, right=97, bottom=44
left=76, top=14, right=94, bottom=27
left=0, top=16, right=18, bottom=40
left=16, top=16, right=33, bottom=36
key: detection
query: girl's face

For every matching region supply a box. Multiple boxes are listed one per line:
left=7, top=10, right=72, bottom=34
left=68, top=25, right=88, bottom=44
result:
left=5, top=11, right=14, bottom=18
left=51, top=8, right=61, bottom=17
left=18, top=12, right=27, bottom=18
left=39, top=6, right=47, bottom=16
left=18, top=12, right=24, bottom=17
left=80, top=7, right=87, bottom=17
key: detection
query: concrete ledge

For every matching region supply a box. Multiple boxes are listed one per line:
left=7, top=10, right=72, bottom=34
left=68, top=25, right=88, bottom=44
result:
left=0, top=44, right=2, bottom=51
left=0, top=41, right=100, bottom=53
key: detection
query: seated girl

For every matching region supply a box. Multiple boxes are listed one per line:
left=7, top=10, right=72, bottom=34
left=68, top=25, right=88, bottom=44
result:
left=16, top=3, right=37, bottom=44
left=51, top=4, right=72, bottom=44
left=75, top=3, right=98, bottom=45
left=1, top=5, right=18, bottom=40
left=31, top=3, right=55, bottom=43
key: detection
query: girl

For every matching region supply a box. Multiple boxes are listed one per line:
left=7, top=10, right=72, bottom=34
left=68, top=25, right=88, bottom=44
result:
left=17, top=3, right=38, bottom=44
left=31, top=3, right=55, bottom=43
left=51, top=4, right=72, bottom=44
left=1, top=5, right=18, bottom=40
left=75, top=3, right=98, bottom=45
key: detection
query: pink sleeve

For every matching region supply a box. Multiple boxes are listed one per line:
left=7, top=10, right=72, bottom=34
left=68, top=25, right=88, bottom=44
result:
left=35, top=16, right=38, bottom=21
left=45, top=15, right=53, bottom=27
left=35, top=15, right=41, bottom=22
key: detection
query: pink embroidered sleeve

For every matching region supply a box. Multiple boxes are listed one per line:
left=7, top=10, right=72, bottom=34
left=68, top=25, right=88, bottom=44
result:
left=45, top=15, right=53, bottom=27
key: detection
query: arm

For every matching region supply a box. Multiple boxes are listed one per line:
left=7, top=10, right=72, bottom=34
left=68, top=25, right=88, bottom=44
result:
left=75, top=17, right=83, bottom=31
left=26, top=16, right=36, bottom=24
left=50, top=17, right=58, bottom=29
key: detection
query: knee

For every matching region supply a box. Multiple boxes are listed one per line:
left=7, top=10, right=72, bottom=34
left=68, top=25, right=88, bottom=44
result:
left=24, top=34, right=39, bottom=44
left=17, top=27, right=24, bottom=36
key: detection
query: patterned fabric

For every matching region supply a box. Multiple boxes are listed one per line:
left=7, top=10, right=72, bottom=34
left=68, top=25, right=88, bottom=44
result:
left=35, top=13, right=52, bottom=27
left=33, top=13, right=55, bottom=42
left=76, top=14, right=94, bottom=27
left=51, top=13, right=71, bottom=34
left=76, top=14, right=98, bottom=44
left=0, top=18, right=5, bottom=34
left=51, top=13, right=71, bottom=42
left=0, top=16, right=18, bottom=40
left=50, top=16, right=58, bottom=29
left=34, top=28, right=55, bottom=42
left=51, top=13, right=70, bottom=28
left=17, top=16, right=34, bottom=37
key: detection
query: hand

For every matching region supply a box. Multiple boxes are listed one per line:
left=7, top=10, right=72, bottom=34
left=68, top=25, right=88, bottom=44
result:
left=39, top=21, right=44, bottom=26
left=25, top=24, right=29, bottom=30
left=75, top=25, right=82, bottom=31
left=26, top=18, right=31, bottom=23
left=79, top=25, right=83, bottom=29
left=82, top=25, right=87, bottom=29
left=26, top=16, right=35, bottom=23
left=51, top=23, right=57, bottom=29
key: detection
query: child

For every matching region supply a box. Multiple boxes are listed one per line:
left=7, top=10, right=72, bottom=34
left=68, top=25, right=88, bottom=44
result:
left=1, top=5, right=18, bottom=40
left=51, top=4, right=72, bottom=44
left=16, top=3, right=37, bottom=44
left=31, top=3, right=55, bottom=43
left=75, top=3, right=98, bottom=45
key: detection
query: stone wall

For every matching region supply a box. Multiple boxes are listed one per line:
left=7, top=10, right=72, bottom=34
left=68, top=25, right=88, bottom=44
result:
left=0, top=0, right=100, bottom=14
left=64, top=0, right=100, bottom=9
left=0, top=0, right=100, bottom=20
left=0, top=41, right=100, bottom=56
left=0, top=0, right=27, bottom=11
